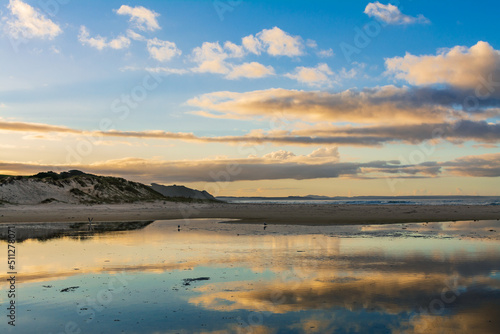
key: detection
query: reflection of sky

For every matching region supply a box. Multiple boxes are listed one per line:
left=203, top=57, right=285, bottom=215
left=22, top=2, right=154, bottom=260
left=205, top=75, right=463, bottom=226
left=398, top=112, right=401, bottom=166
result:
left=1, top=219, right=499, bottom=333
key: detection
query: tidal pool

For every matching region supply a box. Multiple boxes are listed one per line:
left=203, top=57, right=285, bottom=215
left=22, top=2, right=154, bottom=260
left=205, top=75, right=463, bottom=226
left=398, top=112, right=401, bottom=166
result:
left=1, top=219, right=500, bottom=333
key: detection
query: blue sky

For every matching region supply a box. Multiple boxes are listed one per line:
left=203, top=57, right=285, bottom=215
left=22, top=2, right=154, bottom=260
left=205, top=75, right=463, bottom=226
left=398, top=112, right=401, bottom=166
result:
left=0, top=0, right=499, bottom=196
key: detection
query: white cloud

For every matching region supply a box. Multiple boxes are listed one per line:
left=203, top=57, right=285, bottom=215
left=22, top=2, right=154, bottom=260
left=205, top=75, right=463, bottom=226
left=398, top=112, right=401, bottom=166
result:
left=50, top=46, right=60, bottom=54
left=224, top=41, right=245, bottom=58
left=385, top=41, right=500, bottom=91
left=189, top=27, right=314, bottom=79
left=364, top=2, right=430, bottom=25
left=191, top=42, right=230, bottom=74
left=308, top=147, right=339, bottom=159
left=285, top=63, right=334, bottom=87
left=109, top=65, right=188, bottom=76
left=144, top=67, right=188, bottom=75
left=263, top=148, right=340, bottom=161
left=338, top=62, right=365, bottom=80
left=226, top=62, right=275, bottom=80
left=108, top=35, right=131, bottom=50
left=115, top=5, right=160, bottom=31
left=5, top=0, right=61, bottom=39
left=189, top=27, right=321, bottom=80
left=191, top=41, right=249, bottom=74
left=242, top=34, right=263, bottom=55
left=241, top=27, right=305, bottom=57
left=126, top=29, right=145, bottom=41
left=317, top=48, right=334, bottom=58
left=146, top=38, right=181, bottom=62
left=194, top=59, right=229, bottom=74
left=263, top=150, right=296, bottom=160
left=306, top=39, right=318, bottom=48
left=78, top=26, right=130, bottom=50
left=191, top=41, right=274, bottom=79
left=255, top=27, right=304, bottom=56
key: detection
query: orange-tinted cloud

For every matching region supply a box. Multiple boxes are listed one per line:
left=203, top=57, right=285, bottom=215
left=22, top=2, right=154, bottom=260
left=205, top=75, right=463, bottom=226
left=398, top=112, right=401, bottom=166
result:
left=187, top=86, right=470, bottom=124
left=386, top=41, right=500, bottom=93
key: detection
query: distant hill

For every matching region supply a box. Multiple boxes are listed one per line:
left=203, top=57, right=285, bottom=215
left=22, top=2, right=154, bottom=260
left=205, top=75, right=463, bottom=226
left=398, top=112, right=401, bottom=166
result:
left=0, top=170, right=167, bottom=205
left=150, top=183, right=217, bottom=201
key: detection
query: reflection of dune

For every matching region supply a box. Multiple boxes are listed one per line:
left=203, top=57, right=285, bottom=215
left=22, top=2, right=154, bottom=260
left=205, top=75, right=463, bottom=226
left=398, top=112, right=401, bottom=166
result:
left=0, top=221, right=154, bottom=242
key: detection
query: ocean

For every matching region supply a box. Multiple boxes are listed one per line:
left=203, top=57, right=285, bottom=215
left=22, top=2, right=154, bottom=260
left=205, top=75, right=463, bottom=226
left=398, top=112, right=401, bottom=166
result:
left=219, top=196, right=500, bottom=206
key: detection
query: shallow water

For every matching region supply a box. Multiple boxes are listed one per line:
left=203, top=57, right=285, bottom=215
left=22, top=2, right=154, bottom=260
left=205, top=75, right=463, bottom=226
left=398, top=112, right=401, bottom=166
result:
left=1, top=219, right=500, bottom=333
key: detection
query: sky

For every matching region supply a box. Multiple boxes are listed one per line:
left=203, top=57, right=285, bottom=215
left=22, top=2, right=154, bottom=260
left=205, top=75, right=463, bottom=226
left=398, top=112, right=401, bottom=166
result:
left=0, top=0, right=499, bottom=197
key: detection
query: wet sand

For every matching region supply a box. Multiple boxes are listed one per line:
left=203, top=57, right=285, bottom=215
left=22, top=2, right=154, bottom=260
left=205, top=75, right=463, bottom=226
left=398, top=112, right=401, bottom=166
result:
left=1, top=202, right=499, bottom=225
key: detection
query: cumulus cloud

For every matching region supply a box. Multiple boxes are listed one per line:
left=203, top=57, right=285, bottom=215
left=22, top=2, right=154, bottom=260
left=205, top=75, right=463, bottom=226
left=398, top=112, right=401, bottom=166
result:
left=226, top=62, right=275, bottom=80
left=308, top=147, right=339, bottom=159
left=385, top=41, right=500, bottom=93
left=255, top=27, right=304, bottom=56
left=364, top=2, right=430, bottom=25
left=191, top=42, right=232, bottom=74
left=223, top=41, right=245, bottom=58
left=285, top=63, right=334, bottom=87
left=190, top=42, right=274, bottom=79
left=4, top=0, right=61, bottom=39
left=242, top=34, right=262, bottom=55
left=146, top=38, right=181, bottom=62
left=242, top=27, right=303, bottom=57
left=115, top=5, right=160, bottom=31
left=262, top=150, right=296, bottom=160
left=78, top=26, right=130, bottom=50
left=187, top=27, right=317, bottom=79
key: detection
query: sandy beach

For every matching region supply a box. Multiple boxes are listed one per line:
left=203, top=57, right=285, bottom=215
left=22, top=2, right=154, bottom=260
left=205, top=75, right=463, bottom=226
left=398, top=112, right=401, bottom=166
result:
left=1, top=202, right=499, bottom=225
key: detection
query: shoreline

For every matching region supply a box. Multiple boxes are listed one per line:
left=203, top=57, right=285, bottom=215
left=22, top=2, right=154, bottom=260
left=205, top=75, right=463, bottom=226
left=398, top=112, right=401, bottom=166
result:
left=1, top=202, right=499, bottom=225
